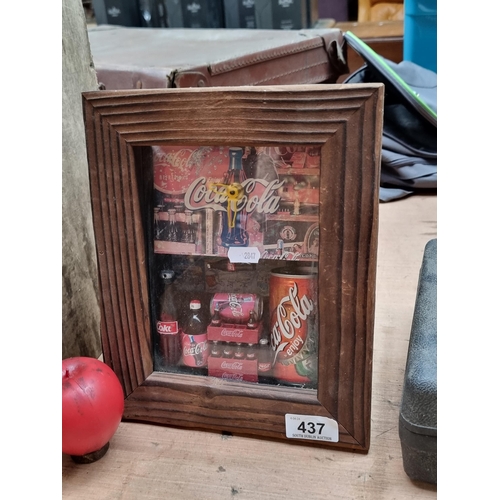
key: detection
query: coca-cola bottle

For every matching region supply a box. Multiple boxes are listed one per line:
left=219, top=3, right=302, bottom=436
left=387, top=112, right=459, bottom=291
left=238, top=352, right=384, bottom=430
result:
left=156, top=270, right=181, bottom=367
left=174, top=205, right=185, bottom=242
left=246, top=344, right=257, bottom=361
left=222, top=342, right=234, bottom=359
left=210, top=341, right=222, bottom=358
left=247, top=310, right=257, bottom=330
left=181, top=299, right=209, bottom=374
left=219, top=147, right=249, bottom=247
left=182, top=210, right=196, bottom=244
left=154, top=207, right=162, bottom=240
left=234, top=343, right=245, bottom=360
left=210, top=304, right=222, bottom=327
left=166, top=209, right=178, bottom=242
left=258, top=337, right=274, bottom=384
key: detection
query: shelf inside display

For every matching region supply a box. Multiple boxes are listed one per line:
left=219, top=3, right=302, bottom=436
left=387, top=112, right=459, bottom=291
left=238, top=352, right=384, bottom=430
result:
left=151, top=254, right=319, bottom=390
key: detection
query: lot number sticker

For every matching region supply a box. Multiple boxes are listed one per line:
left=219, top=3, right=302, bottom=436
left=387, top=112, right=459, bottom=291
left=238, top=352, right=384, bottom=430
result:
left=285, top=414, right=339, bottom=443
left=228, top=246, right=261, bottom=263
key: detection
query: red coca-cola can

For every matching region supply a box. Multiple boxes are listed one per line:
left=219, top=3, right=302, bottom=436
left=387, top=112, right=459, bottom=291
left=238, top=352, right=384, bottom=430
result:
left=269, top=267, right=318, bottom=386
left=209, top=293, right=263, bottom=325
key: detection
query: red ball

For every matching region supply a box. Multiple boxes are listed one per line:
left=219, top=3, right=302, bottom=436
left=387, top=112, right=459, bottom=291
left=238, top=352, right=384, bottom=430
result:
left=62, top=357, right=124, bottom=457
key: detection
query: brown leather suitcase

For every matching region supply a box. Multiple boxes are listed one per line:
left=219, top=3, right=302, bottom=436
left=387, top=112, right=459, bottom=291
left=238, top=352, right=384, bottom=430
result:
left=87, top=25, right=349, bottom=89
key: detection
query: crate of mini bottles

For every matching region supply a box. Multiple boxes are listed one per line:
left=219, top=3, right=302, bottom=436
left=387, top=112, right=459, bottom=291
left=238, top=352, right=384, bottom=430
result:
left=82, top=84, right=383, bottom=452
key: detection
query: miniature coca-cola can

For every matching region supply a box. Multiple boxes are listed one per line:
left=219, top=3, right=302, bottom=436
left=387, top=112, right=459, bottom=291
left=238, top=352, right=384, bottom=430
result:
left=269, top=267, right=318, bottom=386
left=209, top=293, right=263, bottom=324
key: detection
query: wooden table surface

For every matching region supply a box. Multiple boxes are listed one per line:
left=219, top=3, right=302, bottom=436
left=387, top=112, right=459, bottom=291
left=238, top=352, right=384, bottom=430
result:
left=62, top=193, right=437, bottom=500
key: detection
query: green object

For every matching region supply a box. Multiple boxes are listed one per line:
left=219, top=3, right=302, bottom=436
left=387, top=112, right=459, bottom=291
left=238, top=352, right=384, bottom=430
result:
left=344, top=31, right=437, bottom=126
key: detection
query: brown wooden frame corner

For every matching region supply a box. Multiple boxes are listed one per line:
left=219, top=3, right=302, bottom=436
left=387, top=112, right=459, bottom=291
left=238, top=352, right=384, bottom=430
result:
left=82, top=84, right=384, bottom=453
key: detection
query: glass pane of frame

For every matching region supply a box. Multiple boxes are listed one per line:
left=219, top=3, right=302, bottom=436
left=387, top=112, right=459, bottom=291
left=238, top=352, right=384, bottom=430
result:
left=150, top=144, right=320, bottom=390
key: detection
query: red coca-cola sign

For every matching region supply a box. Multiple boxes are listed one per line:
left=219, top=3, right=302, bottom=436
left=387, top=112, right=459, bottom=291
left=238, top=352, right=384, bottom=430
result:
left=153, top=146, right=228, bottom=195
left=208, top=357, right=258, bottom=382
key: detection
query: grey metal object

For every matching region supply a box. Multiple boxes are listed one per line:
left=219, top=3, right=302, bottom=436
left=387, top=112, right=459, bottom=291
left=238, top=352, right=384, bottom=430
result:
left=399, top=238, right=437, bottom=484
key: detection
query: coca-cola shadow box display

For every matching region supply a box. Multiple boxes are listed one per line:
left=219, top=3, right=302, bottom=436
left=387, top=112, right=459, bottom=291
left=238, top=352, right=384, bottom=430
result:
left=82, top=84, right=383, bottom=452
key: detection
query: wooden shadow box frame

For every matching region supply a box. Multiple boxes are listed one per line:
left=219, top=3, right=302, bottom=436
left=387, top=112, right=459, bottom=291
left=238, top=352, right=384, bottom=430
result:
left=82, top=84, right=383, bottom=453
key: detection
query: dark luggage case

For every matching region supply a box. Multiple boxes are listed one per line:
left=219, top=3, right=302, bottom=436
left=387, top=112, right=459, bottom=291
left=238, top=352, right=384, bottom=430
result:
left=399, top=238, right=437, bottom=484
left=87, top=25, right=348, bottom=89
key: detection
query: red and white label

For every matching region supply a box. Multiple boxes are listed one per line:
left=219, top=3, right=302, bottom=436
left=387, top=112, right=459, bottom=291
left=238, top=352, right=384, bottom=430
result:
left=157, top=321, right=179, bottom=335
left=208, top=357, right=257, bottom=382
left=181, top=333, right=209, bottom=367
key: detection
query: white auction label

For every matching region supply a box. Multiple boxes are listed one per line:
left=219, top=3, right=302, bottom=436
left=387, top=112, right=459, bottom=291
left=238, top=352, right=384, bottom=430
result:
left=285, top=414, right=339, bottom=443
left=227, top=246, right=261, bottom=264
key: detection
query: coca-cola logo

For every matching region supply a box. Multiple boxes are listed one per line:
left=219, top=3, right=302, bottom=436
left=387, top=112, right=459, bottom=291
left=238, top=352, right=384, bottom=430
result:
left=184, top=177, right=284, bottom=215
left=183, top=340, right=208, bottom=356
left=270, top=282, right=314, bottom=358
left=220, top=329, right=244, bottom=338
left=221, top=373, right=244, bottom=381
left=220, top=361, right=244, bottom=370
left=157, top=321, right=178, bottom=335
left=260, top=250, right=302, bottom=261
left=227, top=294, right=244, bottom=319
left=154, top=148, right=195, bottom=169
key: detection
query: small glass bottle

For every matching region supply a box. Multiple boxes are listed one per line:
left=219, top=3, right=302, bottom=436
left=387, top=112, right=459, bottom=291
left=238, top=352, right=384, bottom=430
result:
left=210, top=341, right=222, bottom=358
left=183, top=210, right=196, bottom=244
left=234, top=343, right=245, bottom=360
left=174, top=205, right=184, bottom=242
left=211, top=304, right=222, bottom=327
left=246, top=343, right=257, bottom=361
left=167, top=209, right=178, bottom=241
left=154, top=207, right=162, bottom=240
left=247, top=310, right=257, bottom=330
left=258, top=337, right=273, bottom=384
left=222, top=342, right=234, bottom=359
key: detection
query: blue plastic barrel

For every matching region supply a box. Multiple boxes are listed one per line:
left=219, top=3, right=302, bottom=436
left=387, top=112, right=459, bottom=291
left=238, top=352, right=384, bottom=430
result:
left=403, top=0, right=437, bottom=72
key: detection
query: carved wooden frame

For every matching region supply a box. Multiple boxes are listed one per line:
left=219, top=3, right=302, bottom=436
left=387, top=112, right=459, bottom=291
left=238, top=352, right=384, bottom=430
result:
left=82, top=84, right=383, bottom=452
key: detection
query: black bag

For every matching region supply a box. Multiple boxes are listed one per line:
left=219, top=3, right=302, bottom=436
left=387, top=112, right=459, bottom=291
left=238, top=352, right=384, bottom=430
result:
left=344, top=32, right=437, bottom=202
